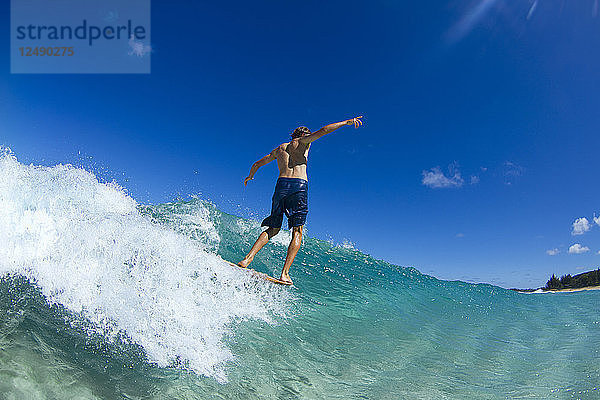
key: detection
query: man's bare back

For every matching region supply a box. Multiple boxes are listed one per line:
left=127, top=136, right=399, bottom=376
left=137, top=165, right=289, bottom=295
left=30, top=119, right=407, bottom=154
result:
left=273, top=139, right=311, bottom=180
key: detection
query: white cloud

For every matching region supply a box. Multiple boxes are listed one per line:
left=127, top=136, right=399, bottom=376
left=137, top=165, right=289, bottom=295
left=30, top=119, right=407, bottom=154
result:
left=546, top=248, right=559, bottom=256
left=502, top=161, right=524, bottom=185
left=572, top=217, right=590, bottom=236
left=568, top=243, right=590, bottom=254
left=422, top=165, right=464, bottom=188
left=470, top=175, right=480, bottom=185
left=456, top=233, right=465, bottom=238
left=594, top=215, right=600, bottom=226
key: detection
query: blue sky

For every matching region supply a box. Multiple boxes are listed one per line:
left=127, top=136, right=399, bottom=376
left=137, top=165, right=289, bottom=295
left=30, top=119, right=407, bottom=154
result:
left=2, top=1, right=599, bottom=288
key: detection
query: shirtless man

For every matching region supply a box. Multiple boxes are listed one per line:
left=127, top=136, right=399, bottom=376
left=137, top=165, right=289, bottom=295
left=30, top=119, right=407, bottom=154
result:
left=239, top=116, right=363, bottom=284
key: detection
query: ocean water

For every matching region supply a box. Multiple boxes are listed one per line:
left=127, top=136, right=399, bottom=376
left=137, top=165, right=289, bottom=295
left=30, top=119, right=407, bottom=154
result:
left=0, top=149, right=598, bottom=400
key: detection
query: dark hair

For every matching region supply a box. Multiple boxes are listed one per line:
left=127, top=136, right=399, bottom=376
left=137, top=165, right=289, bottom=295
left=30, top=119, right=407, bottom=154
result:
left=291, top=126, right=311, bottom=139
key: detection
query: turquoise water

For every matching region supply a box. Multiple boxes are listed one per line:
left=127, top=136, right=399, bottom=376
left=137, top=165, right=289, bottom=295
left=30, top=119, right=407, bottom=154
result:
left=0, top=150, right=599, bottom=399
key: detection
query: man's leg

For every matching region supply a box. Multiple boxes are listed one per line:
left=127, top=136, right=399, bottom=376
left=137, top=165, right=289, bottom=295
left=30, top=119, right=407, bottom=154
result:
left=280, top=225, right=303, bottom=284
left=238, top=227, right=280, bottom=268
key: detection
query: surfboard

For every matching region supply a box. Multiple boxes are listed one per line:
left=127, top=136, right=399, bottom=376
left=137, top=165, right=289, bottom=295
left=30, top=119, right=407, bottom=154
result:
left=224, top=260, right=293, bottom=286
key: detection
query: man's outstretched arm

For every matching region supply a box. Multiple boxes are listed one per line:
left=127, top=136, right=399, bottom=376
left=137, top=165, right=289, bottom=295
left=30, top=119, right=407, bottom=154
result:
left=299, top=116, right=363, bottom=144
left=244, top=151, right=276, bottom=186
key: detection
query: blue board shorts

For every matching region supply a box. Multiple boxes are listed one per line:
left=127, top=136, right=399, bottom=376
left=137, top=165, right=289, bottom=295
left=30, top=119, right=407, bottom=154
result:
left=261, top=177, right=308, bottom=229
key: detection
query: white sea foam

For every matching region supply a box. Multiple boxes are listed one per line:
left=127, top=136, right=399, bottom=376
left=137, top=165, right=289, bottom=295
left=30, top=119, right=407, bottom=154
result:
left=0, top=149, right=293, bottom=382
left=337, top=239, right=357, bottom=250
left=150, top=199, right=221, bottom=252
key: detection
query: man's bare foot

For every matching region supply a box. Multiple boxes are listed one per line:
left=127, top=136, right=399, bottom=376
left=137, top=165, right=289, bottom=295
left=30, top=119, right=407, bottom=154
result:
left=279, top=273, right=293, bottom=285
left=238, top=258, right=251, bottom=268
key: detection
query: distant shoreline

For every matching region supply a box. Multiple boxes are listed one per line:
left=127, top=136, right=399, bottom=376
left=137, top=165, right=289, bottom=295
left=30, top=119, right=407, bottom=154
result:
left=512, top=285, right=600, bottom=294
left=511, top=269, right=600, bottom=293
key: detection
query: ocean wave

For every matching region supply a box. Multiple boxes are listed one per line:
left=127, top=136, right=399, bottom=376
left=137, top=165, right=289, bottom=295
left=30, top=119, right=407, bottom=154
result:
left=0, top=149, right=293, bottom=382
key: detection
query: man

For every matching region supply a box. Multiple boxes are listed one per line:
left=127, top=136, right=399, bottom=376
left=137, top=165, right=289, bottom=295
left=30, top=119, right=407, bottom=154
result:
left=239, top=116, right=363, bottom=284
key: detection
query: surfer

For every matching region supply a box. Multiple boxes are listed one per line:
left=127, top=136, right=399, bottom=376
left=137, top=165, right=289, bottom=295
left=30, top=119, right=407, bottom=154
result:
left=238, top=116, right=363, bottom=284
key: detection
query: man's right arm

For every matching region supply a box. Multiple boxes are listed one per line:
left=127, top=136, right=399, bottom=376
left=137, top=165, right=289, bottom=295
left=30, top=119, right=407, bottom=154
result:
left=299, top=116, right=363, bottom=144
left=244, top=149, right=277, bottom=186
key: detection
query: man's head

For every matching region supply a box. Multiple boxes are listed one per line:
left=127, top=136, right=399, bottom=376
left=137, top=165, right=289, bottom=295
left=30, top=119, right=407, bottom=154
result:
left=291, top=126, right=311, bottom=139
